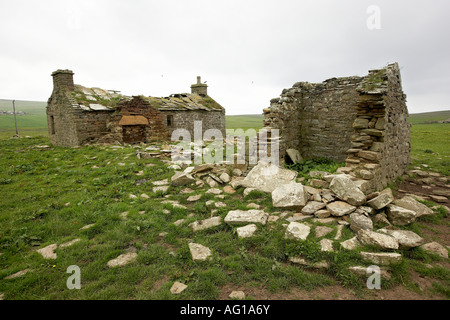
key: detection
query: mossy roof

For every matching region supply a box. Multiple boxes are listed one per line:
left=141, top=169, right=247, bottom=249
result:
left=70, top=85, right=224, bottom=112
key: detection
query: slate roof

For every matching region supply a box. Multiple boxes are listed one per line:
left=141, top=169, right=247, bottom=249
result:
left=70, top=85, right=223, bottom=112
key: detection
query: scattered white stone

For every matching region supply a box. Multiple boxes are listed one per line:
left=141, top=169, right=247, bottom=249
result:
left=152, top=186, right=169, bottom=193
left=315, top=226, right=334, bottom=238
left=386, top=204, right=417, bottom=226
left=171, top=171, right=195, bottom=186
left=340, top=237, right=361, bottom=250
left=272, top=181, right=309, bottom=210
left=107, top=252, right=138, bottom=268
left=377, top=228, right=424, bottom=249
left=229, top=291, right=246, bottom=300
left=120, top=211, right=129, bottom=220
left=225, top=210, right=269, bottom=225
left=329, top=175, right=366, bottom=206
left=5, top=269, right=31, bottom=280
left=189, top=243, right=212, bottom=261
left=348, top=266, right=391, bottom=280
left=360, top=252, right=402, bottom=266
left=220, top=172, right=231, bottom=183
left=349, top=211, right=373, bottom=232
left=357, top=230, right=399, bottom=250
left=153, top=179, right=169, bottom=186
left=215, top=202, right=227, bottom=208
left=285, top=222, right=311, bottom=241
left=334, top=225, right=344, bottom=240
left=246, top=203, right=260, bottom=209
left=189, top=217, right=222, bottom=232
left=174, top=219, right=186, bottom=226
left=206, top=188, right=223, bottom=195
left=59, top=239, right=81, bottom=248
left=236, top=224, right=258, bottom=238
left=301, top=201, right=326, bottom=215
left=420, top=242, right=449, bottom=259
left=187, top=194, right=202, bottom=202
left=241, top=161, right=297, bottom=193
left=393, top=196, right=433, bottom=217
left=80, top=223, right=95, bottom=230
left=37, top=244, right=57, bottom=260
left=326, top=201, right=356, bottom=216
left=129, top=194, right=137, bottom=199
left=314, top=209, right=331, bottom=219
left=320, top=239, right=334, bottom=252
left=170, top=282, right=188, bottom=295
left=366, top=188, right=394, bottom=210
left=140, top=193, right=150, bottom=199
left=223, top=186, right=236, bottom=194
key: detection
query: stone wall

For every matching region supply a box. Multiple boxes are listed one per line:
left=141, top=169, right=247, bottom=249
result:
left=263, top=63, right=410, bottom=191
left=163, top=109, right=226, bottom=140
left=346, top=64, right=411, bottom=191
left=47, top=82, right=80, bottom=147
left=108, top=96, right=171, bottom=143
left=264, top=77, right=363, bottom=163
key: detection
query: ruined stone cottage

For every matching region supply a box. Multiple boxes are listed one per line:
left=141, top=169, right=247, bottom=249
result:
left=46, top=70, right=225, bottom=147
left=262, top=63, right=411, bottom=192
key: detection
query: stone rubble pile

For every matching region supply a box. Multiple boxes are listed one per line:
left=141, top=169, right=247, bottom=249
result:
left=166, top=159, right=448, bottom=274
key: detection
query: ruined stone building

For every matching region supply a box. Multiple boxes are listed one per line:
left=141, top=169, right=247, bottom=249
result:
left=263, top=63, right=411, bottom=191
left=47, top=70, right=225, bottom=147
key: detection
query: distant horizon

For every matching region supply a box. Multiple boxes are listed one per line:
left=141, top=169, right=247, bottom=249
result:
left=1, top=98, right=449, bottom=117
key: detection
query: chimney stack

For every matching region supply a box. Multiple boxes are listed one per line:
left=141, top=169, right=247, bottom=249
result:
left=191, top=76, right=208, bottom=96
left=51, top=69, right=75, bottom=91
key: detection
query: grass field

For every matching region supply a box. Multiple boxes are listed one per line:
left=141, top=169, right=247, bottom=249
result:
left=0, top=137, right=448, bottom=300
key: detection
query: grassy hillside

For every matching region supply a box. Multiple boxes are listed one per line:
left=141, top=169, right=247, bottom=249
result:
left=0, top=100, right=47, bottom=139
left=409, top=110, right=450, bottom=125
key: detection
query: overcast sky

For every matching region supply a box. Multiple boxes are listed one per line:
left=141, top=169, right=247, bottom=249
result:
left=1, top=0, right=449, bottom=115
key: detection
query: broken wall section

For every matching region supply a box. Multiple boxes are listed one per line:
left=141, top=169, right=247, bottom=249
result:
left=263, top=63, right=410, bottom=192
left=347, top=63, right=411, bottom=191
left=264, top=76, right=363, bottom=163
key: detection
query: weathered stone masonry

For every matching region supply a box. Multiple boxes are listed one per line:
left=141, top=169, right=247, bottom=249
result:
left=47, top=70, right=225, bottom=147
left=263, top=63, right=411, bottom=192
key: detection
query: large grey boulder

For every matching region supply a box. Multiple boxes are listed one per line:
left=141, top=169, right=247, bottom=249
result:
left=386, top=204, right=417, bottom=226
left=357, top=229, right=399, bottom=250
left=286, top=149, right=303, bottom=164
left=224, top=210, right=269, bottom=225
left=420, top=242, right=449, bottom=259
left=189, top=217, right=222, bottom=232
left=241, top=161, right=297, bottom=193
left=171, top=171, right=195, bottom=186
left=360, top=252, right=402, bottom=265
left=236, top=224, right=258, bottom=238
left=329, top=175, right=366, bottom=206
left=301, top=201, right=326, bottom=215
left=189, top=243, right=212, bottom=261
left=349, top=211, right=373, bottom=232
left=366, top=188, right=394, bottom=210
left=326, top=201, right=357, bottom=216
left=393, top=196, right=433, bottom=217
left=285, top=222, right=311, bottom=241
left=377, top=228, right=424, bottom=249
left=272, top=182, right=309, bottom=210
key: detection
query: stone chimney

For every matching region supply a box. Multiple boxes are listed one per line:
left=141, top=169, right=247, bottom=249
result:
left=51, top=69, right=75, bottom=91
left=190, top=76, right=208, bottom=96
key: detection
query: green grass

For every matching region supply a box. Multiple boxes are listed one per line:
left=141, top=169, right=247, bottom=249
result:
left=409, top=123, right=450, bottom=175
left=0, top=106, right=449, bottom=300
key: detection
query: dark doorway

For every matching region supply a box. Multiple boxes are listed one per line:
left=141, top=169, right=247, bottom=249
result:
left=122, top=125, right=146, bottom=144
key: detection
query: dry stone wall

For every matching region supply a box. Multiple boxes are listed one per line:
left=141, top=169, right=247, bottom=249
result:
left=263, top=63, right=410, bottom=192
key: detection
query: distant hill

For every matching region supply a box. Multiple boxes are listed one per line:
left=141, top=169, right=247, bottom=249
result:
left=0, top=99, right=48, bottom=138
left=0, top=99, right=47, bottom=115
left=408, top=110, right=450, bottom=125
